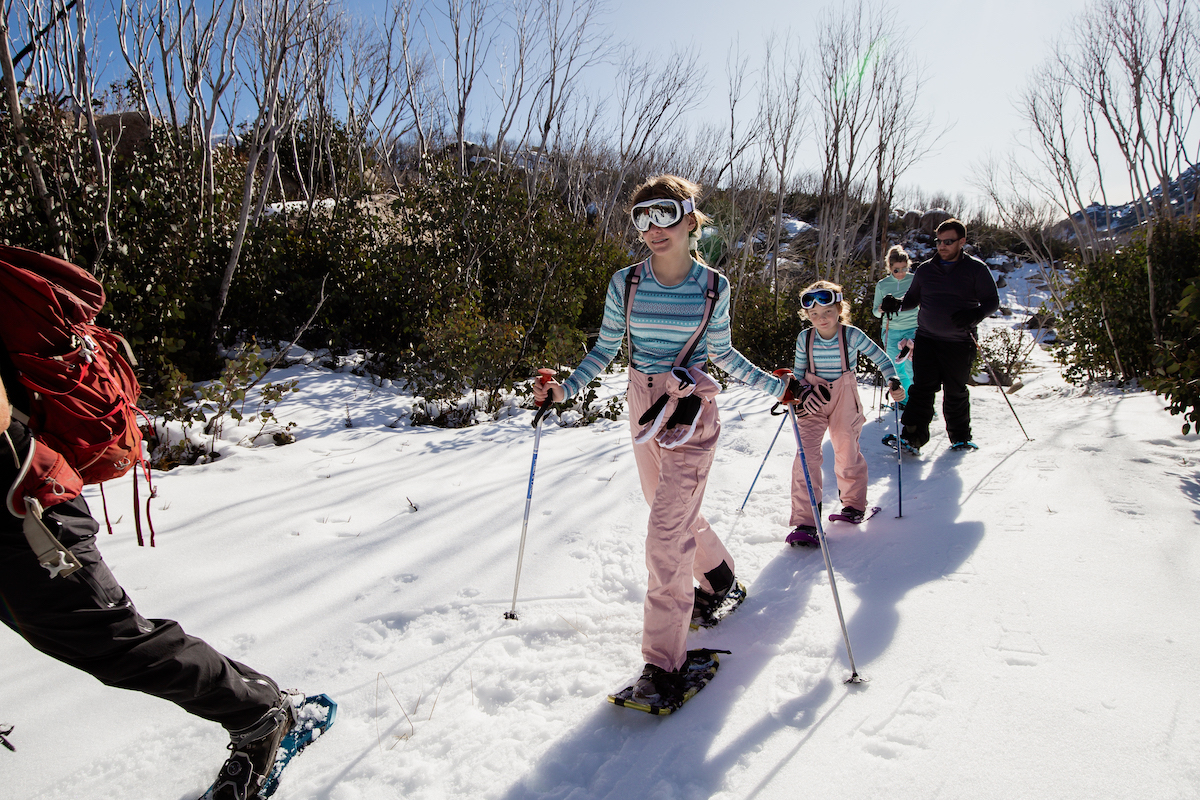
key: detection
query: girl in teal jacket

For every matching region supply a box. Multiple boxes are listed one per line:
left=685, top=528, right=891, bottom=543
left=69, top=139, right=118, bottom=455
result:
left=872, top=245, right=918, bottom=397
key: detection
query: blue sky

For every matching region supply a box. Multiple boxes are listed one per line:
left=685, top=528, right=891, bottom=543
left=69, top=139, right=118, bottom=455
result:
left=69, top=0, right=1109, bottom=210
left=582, top=0, right=1098, bottom=206
left=346, top=0, right=1106, bottom=208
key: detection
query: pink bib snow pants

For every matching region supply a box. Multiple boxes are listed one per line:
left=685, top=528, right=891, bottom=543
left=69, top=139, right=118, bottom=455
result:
left=789, top=370, right=868, bottom=526
left=627, top=367, right=732, bottom=672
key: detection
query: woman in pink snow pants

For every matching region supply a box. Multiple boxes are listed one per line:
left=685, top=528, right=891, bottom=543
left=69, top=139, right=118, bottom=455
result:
left=534, top=175, right=789, bottom=707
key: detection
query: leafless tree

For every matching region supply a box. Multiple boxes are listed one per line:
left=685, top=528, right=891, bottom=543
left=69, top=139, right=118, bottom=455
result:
left=394, top=0, right=438, bottom=172
left=0, top=3, right=65, bottom=255
left=435, top=0, right=493, bottom=173
left=522, top=0, right=608, bottom=195
left=592, top=44, right=704, bottom=234
left=812, top=0, right=887, bottom=283
left=337, top=15, right=399, bottom=197
left=211, top=0, right=332, bottom=338
left=701, top=43, right=770, bottom=311
left=866, top=31, right=939, bottom=270
left=760, top=34, right=807, bottom=308
left=1004, top=0, right=1199, bottom=345
left=486, top=0, right=539, bottom=168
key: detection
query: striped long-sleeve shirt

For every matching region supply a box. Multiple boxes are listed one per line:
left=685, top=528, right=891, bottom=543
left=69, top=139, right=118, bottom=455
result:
left=793, top=324, right=898, bottom=383
left=560, top=259, right=786, bottom=400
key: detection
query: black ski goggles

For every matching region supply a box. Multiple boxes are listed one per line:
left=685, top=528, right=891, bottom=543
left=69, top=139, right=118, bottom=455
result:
left=800, top=289, right=844, bottom=309
left=630, top=197, right=696, bottom=232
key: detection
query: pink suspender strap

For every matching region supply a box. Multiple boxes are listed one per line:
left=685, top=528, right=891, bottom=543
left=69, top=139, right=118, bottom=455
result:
left=674, top=267, right=719, bottom=368
left=805, top=325, right=851, bottom=376
left=624, top=260, right=720, bottom=369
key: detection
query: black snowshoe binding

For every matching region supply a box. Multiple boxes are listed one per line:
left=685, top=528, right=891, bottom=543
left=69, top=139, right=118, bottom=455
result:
left=834, top=506, right=865, bottom=523
left=211, top=696, right=297, bottom=800
left=690, top=561, right=746, bottom=629
left=882, top=433, right=920, bottom=455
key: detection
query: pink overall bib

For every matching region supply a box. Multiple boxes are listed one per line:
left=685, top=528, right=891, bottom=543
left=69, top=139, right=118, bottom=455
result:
left=627, top=367, right=731, bottom=672
left=789, top=327, right=869, bottom=526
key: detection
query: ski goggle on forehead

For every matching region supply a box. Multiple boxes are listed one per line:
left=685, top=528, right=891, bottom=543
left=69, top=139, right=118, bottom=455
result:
left=630, top=197, right=696, bottom=232
left=800, top=289, right=844, bottom=309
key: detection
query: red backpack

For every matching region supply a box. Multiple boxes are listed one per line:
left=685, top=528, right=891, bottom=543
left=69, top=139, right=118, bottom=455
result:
left=0, top=244, right=149, bottom=542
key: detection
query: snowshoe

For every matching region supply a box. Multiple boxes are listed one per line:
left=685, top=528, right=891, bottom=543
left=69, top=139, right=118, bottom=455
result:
left=201, top=693, right=337, bottom=800
left=786, top=525, right=820, bottom=547
left=882, top=433, right=920, bottom=455
left=608, top=649, right=726, bottom=715
left=691, top=580, right=747, bottom=629
left=950, top=440, right=979, bottom=452
left=828, top=505, right=881, bottom=524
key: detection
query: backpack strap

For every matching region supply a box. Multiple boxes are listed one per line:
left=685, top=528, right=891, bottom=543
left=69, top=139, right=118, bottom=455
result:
left=805, top=324, right=852, bottom=376
left=839, top=325, right=851, bottom=373
left=674, top=267, right=719, bottom=368
left=806, top=327, right=815, bottom=376
left=623, top=259, right=646, bottom=363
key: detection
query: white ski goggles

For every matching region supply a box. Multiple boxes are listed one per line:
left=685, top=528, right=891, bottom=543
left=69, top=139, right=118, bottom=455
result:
left=800, top=289, right=844, bottom=309
left=630, top=197, right=696, bottom=232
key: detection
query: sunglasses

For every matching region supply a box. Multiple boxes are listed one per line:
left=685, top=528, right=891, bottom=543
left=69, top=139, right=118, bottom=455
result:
left=801, top=289, right=843, bottom=309
left=936, top=236, right=963, bottom=246
left=631, top=197, right=696, bottom=232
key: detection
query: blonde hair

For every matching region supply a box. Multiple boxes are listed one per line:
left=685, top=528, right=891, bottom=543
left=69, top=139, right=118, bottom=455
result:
left=629, top=174, right=711, bottom=261
left=799, top=280, right=852, bottom=325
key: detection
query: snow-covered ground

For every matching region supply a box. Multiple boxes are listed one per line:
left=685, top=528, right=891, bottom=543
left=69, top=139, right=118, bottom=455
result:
left=4, top=264, right=1200, bottom=800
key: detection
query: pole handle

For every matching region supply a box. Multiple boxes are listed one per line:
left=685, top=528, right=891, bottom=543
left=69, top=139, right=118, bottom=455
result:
left=532, top=368, right=555, bottom=427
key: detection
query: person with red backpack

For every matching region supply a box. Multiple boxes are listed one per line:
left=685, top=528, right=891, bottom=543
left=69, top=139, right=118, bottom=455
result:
left=0, top=245, right=307, bottom=799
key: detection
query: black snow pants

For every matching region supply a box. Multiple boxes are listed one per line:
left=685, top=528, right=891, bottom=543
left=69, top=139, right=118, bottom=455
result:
left=0, top=419, right=279, bottom=733
left=900, top=333, right=978, bottom=447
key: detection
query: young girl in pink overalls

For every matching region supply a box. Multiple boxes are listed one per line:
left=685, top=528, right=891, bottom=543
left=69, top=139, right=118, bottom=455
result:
left=534, top=175, right=787, bottom=708
left=785, top=280, right=905, bottom=546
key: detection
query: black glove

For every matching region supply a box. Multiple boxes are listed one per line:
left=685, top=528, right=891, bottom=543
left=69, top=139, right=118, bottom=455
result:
left=879, top=294, right=902, bottom=316
left=950, top=308, right=980, bottom=330
left=638, top=392, right=670, bottom=426
left=663, top=394, right=702, bottom=430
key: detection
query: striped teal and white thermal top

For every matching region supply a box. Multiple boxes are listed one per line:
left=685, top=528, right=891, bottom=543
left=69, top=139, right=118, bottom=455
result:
left=793, top=324, right=898, bottom=383
left=560, top=259, right=787, bottom=400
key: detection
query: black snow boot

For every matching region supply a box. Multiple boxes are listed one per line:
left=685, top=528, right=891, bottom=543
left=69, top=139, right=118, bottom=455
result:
left=691, top=561, right=735, bottom=627
left=211, top=696, right=297, bottom=800
left=629, top=663, right=685, bottom=707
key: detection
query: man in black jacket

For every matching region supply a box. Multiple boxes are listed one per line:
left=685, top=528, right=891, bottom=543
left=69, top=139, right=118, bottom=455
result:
left=879, top=219, right=999, bottom=450
left=0, top=348, right=296, bottom=799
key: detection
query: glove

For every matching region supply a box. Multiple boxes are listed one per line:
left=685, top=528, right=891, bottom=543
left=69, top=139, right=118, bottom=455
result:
left=798, top=382, right=832, bottom=415
left=773, top=368, right=802, bottom=404
left=897, top=339, right=914, bottom=362
left=636, top=367, right=719, bottom=449
left=656, top=395, right=704, bottom=448
left=888, top=378, right=906, bottom=403
left=951, top=308, right=980, bottom=330
left=879, top=294, right=902, bottom=316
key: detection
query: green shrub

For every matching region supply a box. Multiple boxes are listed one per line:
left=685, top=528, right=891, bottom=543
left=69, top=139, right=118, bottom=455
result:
left=1054, top=220, right=1200, bottom=383
left=1145, top=274, right=1200, bottom=433
left=973, top=328, right=1037, bottom=386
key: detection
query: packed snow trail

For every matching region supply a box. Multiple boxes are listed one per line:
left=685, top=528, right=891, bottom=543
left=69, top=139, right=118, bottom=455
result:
left=4, top=267, right=1200, bottom=799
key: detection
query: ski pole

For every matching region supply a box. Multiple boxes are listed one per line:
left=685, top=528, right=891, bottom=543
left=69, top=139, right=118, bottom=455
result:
left=878, top=317, right=891, bottom=422
left=891, top=378, right=903, bottom=518
left=969, top=332, right=1031, bottom=441
left=505, top=369, right=556, bottom=621
left=739, top=408, right=788, bottom=513
left=786, top=404, right=864, bottom=684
